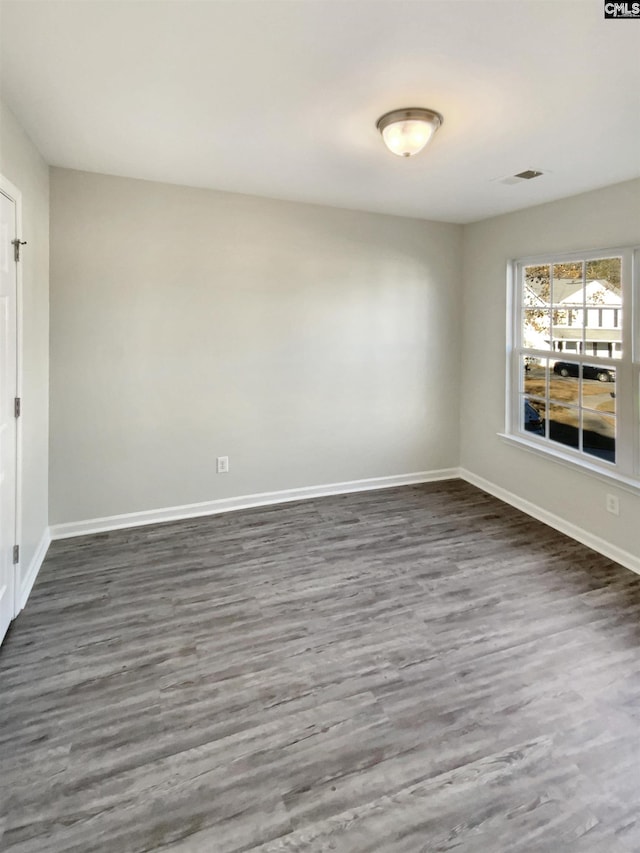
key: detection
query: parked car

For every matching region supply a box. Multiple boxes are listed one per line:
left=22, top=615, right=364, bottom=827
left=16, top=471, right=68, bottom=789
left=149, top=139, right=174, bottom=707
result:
left=524, top=400, right=544, bottom=435
left=553, top=361, right=614, bottom=382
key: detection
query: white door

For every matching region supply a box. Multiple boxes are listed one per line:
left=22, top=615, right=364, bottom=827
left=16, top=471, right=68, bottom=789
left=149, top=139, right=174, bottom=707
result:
left=0, top=189, right=18, bottom=646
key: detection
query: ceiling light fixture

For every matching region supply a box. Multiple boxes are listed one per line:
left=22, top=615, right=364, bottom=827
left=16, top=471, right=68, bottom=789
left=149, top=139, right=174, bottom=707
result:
left=376, top=107, right=443, bottom=158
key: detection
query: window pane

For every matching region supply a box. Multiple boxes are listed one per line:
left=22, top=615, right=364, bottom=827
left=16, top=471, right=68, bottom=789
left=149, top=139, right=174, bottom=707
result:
left=584, top=336, right=622, bottom=359
left=582, top=373, right=616, bottom=415
left=552, top=262, right=584, bottom=354
left=523, top=265, right=551, bottom=307
left=553, top=262, right=584, bottom=294
left=523, top=397, right=545, bottom=436
left=548, top=405, right=580, bottom=450
left=521, top=356, right=548, bottom=396
left=582, top=366, right=616, bottom=463
left=552, top=305, right=583, bottom=353
left=583, top=411, right=616, bottom=464
left=582, top=363, right=616, bottom=388
left=523, top=309, right=550, bottom=350
left=585, top=257, right=621, bottom=295
left=585, top=257, right=622, bottom=358
left=550, top=360, right=580, bottom=406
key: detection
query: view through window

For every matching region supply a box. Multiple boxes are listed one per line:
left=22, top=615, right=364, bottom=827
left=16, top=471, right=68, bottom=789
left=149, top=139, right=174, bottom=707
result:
left=511, top=248, right=638, bottom=480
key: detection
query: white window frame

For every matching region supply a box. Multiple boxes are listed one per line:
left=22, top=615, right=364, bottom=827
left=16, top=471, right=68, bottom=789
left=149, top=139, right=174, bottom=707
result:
left=504, top=246, right=640, bottom=492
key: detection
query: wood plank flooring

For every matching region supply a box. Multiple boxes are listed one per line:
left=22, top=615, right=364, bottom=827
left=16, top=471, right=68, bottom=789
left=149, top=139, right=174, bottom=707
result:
left=1, top=480, right=640, bottom=851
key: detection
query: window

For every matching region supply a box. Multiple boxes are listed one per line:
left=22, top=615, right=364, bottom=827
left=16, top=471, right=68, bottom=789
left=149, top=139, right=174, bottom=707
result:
left=509, top=247, right=639, bottom=483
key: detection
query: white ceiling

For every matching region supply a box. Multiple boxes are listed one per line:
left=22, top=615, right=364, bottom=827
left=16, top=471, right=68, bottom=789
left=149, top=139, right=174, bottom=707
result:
left=1, top=0, right=639, bottom=223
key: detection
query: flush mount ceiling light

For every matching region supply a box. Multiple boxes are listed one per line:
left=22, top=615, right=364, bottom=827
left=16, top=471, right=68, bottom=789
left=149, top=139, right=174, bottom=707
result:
left=376, top=107, right=443, bottom=158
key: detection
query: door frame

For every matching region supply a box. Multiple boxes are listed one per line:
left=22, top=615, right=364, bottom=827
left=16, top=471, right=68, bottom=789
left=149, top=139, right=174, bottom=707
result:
left=0, top=174, right=23, bottom=619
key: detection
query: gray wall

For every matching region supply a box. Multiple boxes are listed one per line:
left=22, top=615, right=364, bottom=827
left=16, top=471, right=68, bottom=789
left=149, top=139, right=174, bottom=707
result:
left=0, top=100, right=49, bottom=569
left=461, top=178, right=640, bottom=559
left=50, top=168, right=463, bottom=523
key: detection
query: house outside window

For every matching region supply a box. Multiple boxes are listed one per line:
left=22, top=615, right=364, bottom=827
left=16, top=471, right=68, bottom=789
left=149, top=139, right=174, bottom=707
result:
left=509, top=247, right=639, bottom=483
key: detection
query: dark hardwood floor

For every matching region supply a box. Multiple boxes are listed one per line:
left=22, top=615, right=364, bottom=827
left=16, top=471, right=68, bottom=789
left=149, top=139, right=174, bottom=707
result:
left=1, top=479, right=640, bottom=852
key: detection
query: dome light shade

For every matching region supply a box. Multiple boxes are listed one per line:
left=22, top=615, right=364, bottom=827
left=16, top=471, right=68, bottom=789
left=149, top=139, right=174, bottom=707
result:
left=376, top=107, right=443, bottom=157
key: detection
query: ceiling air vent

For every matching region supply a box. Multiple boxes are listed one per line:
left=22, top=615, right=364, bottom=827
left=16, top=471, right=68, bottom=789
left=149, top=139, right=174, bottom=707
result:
left=514, top=169, right=543, bottom=180
left=492, top=169, right=546, bottom=186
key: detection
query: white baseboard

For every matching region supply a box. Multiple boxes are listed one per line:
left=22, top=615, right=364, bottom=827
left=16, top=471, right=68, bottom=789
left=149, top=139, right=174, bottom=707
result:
left=38, top=466, right=639, bottom=600
left=49, top=469, right=460, bottom=540
left=459, top=468, right=640, bottom=577
left=19, top=528, right=51, bottom=612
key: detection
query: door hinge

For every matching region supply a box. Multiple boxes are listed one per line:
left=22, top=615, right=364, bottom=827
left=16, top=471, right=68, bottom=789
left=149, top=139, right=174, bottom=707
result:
left=12, top=239, right=27, bottom=263
left=14, top=397, right=21, bottom=418
left=13, top=545, right=19, bottom=565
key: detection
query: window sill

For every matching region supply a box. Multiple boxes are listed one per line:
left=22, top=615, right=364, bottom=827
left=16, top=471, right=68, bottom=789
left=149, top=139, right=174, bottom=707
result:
left=497, top=432, right=640, bottom=497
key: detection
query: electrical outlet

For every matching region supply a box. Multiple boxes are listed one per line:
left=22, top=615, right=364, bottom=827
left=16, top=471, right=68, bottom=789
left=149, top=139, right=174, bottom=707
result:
left=605, top=494, right=619, bottom=515
left=216, top=456, right=229, bottom=474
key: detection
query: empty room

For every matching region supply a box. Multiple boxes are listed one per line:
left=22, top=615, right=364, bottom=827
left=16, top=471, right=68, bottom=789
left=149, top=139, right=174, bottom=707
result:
left=1, top=0, right=640, bottom=850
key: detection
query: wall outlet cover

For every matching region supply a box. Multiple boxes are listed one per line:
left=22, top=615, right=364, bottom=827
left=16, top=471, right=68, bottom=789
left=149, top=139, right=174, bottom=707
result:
left=605, top=494, right=619, bottom=515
